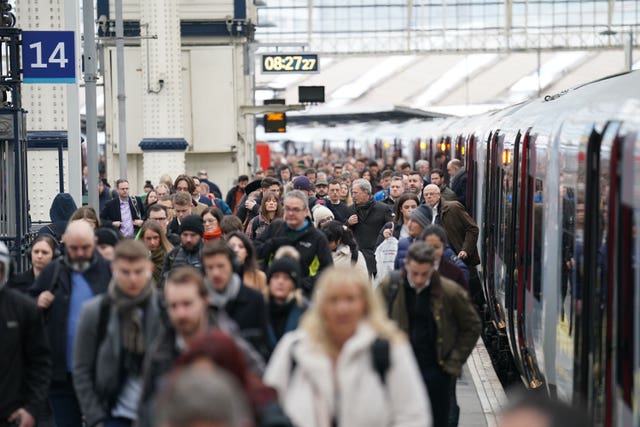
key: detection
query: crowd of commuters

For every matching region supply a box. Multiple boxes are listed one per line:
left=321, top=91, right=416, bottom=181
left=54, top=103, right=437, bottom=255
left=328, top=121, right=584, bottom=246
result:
left=0, top=155, right=588, bottom=427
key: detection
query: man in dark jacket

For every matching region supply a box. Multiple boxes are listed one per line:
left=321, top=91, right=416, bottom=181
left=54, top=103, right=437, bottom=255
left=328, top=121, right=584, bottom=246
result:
left=0, top=242, right=52, bottom=427
left=326, top=180, right=350, bottom=222
left=100, top=179, right=145, bottom=238
left=31, top=220, right=112, bottom=427
left=447, top=159, right=468, bottom=208
left=376, top=242, right=481, bottom=427
left=255, top=190, right=333, bottom=297
left=423, top=184, right=479, bottom=267
left=161, top=215, right=206, bottom=282
left=138, top=267, right=264, bottom=427
left=73, top=240, right=163, bottom=427
left=347, top=178, right=393, bottom=277
left=202, top=241, right=269, bottom=357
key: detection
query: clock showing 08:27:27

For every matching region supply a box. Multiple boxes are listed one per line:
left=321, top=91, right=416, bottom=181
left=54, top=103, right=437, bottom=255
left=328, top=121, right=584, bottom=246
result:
left=262, top=54, right=319, bottom=73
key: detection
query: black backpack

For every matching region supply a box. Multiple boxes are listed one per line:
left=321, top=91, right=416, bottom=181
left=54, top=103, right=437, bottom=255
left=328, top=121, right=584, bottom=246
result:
left=289, top=337, right=391, bottom=385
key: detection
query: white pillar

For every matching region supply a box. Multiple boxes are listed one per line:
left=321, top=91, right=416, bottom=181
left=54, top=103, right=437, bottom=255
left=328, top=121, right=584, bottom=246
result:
left=139, top=0, right=186, bottom=181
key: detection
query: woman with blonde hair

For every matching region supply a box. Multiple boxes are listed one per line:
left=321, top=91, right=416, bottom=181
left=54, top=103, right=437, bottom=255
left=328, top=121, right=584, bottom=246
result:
left=264, top=266, right=431, bottom=427
left=139, top=220, right=173, bottom=283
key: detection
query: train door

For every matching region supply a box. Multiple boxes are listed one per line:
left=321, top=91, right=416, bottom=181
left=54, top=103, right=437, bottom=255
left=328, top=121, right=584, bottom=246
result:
left=577, top=121, right=621, bottom=424
left=612, top=130, right=638, bottom=426
left=515, top=129, right=545, bottom=388
left=483, top=130, right=508, bottom=333
left=465, top=134, right=476, bottom=215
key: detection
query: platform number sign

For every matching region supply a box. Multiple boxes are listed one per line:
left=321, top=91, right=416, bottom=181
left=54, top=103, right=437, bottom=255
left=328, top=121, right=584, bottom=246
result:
left=22, top=31, right=76, bottom=84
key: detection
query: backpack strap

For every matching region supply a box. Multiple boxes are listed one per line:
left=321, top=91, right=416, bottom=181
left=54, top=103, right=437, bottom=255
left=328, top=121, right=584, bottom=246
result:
left=386, top=270, right=402, bottom=317
left=371, top=337, right=391, bottom=385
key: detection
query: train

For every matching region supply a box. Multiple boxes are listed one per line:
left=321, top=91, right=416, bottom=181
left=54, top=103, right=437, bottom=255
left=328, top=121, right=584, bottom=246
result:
left=416, top=71, right=640, bottom=426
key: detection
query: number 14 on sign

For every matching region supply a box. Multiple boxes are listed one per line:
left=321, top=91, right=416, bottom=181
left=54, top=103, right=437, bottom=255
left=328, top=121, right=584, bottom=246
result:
left=29, top=41, right=69, bottom=68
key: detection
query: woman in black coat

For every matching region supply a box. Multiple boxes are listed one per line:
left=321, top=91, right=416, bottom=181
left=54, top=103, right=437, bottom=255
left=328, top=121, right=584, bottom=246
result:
left=8, top=235, right=58, bottom=295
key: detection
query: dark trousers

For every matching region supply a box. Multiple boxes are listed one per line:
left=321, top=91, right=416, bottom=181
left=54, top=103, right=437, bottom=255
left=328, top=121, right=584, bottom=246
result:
left=421, top=366, right=452, bottom=427
left=104, top=417, right=133, bottom=427
left=49, top=379, right=83, bottom=427
left=448, top=378, right=459, bottom=427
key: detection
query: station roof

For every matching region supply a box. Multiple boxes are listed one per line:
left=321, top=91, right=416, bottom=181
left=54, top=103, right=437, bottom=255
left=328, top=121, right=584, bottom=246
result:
left=256, top=49, right=640, bottom=117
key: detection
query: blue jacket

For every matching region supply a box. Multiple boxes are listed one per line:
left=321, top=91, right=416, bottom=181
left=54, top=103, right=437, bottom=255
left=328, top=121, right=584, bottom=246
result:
left=393, top=237, right=417, bottom=270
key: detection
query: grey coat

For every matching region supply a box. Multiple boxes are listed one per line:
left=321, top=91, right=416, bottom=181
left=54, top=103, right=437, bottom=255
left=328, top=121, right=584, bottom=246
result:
left=73, top=293, right=164, bottom=427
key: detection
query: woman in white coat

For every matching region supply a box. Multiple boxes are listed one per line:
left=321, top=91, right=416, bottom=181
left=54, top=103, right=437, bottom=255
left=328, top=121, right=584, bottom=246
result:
left=264, top=266, right=432, bottom=427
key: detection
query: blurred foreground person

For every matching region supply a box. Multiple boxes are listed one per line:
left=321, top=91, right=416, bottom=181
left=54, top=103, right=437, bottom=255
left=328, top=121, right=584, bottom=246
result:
left=0, top=242, right=52, bottom=427
left=265, top=266, right=431, bottom=427
left=73, top=240, right=163, bottom=427
left=498, top=394, right=590, bottom=427
left=155, top=367, right=253, bottom=427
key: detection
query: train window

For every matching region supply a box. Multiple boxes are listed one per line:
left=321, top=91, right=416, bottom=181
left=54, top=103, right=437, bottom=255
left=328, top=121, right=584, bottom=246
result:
left=533, top=177, right=544, bottom=300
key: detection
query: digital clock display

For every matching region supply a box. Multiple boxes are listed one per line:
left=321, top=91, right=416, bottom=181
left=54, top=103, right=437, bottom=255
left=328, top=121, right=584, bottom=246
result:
left=262, top=54, right=319, bottom=73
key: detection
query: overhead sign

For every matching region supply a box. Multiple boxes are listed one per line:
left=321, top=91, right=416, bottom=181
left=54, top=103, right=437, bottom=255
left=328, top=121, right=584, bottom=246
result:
left=262, top=53, right=319, bottom=74
left=264, top=112, right=286, bottom=133
left=22, top=31, right=76, bottom=83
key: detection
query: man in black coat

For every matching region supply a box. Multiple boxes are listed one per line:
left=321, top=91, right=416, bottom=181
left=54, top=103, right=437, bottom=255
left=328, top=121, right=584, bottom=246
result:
left=100, top=179, right=145, bottom=238
left=347, top=178, right=393, bottom=277
left=31, top=220, right=112, bottom=427
left=202, top=241, right=269, bottom=358
left=0, top=242, right=52, bottom=427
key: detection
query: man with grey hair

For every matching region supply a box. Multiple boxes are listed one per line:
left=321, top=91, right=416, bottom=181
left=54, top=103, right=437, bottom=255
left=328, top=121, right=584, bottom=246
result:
left=347, top=178, right=393, bottom=277
left=415, top=159, right=431, bottom=187
left=255, top=190, right=333, bottom=296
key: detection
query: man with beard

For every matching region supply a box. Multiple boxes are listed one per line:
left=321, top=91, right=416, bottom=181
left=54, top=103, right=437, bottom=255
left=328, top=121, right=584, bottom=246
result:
left=161, top=215, right=205, bottom=282
left=32, top=220, right=111, bottom=427
left=347, top=178, right=393, bottom=277
left=0, top=242, right=52, bottom=427
left=138, top=267, right=265, bottom=427
left=73, top=240, right=163, bottom=427
left=381, top=175, right=405, bottom=206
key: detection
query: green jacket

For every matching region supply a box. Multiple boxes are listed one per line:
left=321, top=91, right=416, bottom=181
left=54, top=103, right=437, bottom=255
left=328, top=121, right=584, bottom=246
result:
left=376, top=270, right=481, bottom=377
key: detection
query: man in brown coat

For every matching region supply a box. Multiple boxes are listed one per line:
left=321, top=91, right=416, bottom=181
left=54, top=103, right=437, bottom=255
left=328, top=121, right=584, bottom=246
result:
left=423, top=184, right=479, bottom=267
left=377, top=242, right=481, bottom=427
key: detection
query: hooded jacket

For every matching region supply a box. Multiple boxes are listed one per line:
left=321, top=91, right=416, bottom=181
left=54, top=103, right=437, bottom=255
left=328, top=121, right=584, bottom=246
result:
left=39, top=193, right=78, bottom=241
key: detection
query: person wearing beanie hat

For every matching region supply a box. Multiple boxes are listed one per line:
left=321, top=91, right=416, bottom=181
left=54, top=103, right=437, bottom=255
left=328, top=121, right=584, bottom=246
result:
left=393, top=205, right=433, bottom=269
left=160, top=215, right=205, bottom=281
left=0, top=240, right=53, bottom=427
left=265, top=256, right=308, bottom=352
left=293, top=176, right=313, bottom=192
left=312, top=204, right=334, bottom=228
left=95, top=227, right=120, bottom=261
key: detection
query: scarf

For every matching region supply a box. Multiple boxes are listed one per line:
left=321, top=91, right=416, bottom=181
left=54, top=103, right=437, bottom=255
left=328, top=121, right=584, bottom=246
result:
left=151, top=248, right=167, bottom=284
left=107, top=277, right=154, bottom=355
left=203, top=228, right=223, bottom=242
left=207, top=273, right=242, bottom=309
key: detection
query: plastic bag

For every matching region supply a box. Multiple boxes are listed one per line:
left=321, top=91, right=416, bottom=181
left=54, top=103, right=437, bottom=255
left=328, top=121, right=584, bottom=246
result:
left=373, top=237, right=398, bottom=288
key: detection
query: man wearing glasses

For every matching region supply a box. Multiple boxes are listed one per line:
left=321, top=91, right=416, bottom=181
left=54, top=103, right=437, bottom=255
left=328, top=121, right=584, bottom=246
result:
left=255, top=190, right=333, bottom=297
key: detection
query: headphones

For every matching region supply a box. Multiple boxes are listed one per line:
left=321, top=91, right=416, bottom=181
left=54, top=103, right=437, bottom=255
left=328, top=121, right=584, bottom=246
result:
left=33, top=234, right=62, bottom=259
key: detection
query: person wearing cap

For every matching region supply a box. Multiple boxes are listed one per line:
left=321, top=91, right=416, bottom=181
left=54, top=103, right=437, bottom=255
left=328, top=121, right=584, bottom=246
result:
left=293, top=176, right=325, bottom=210
left=196, top=170, right=222, bottom=200
left=314, top=178, right=329, bottom=200
left=0, top=242, right=52, bottom=427
left=393, top=204, right=433, bottom=270
left=160, top=215, right=206, bottom=282
left=264, top=256, right=308, bottom=354
left=225, top=175, right=250, bottom=215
